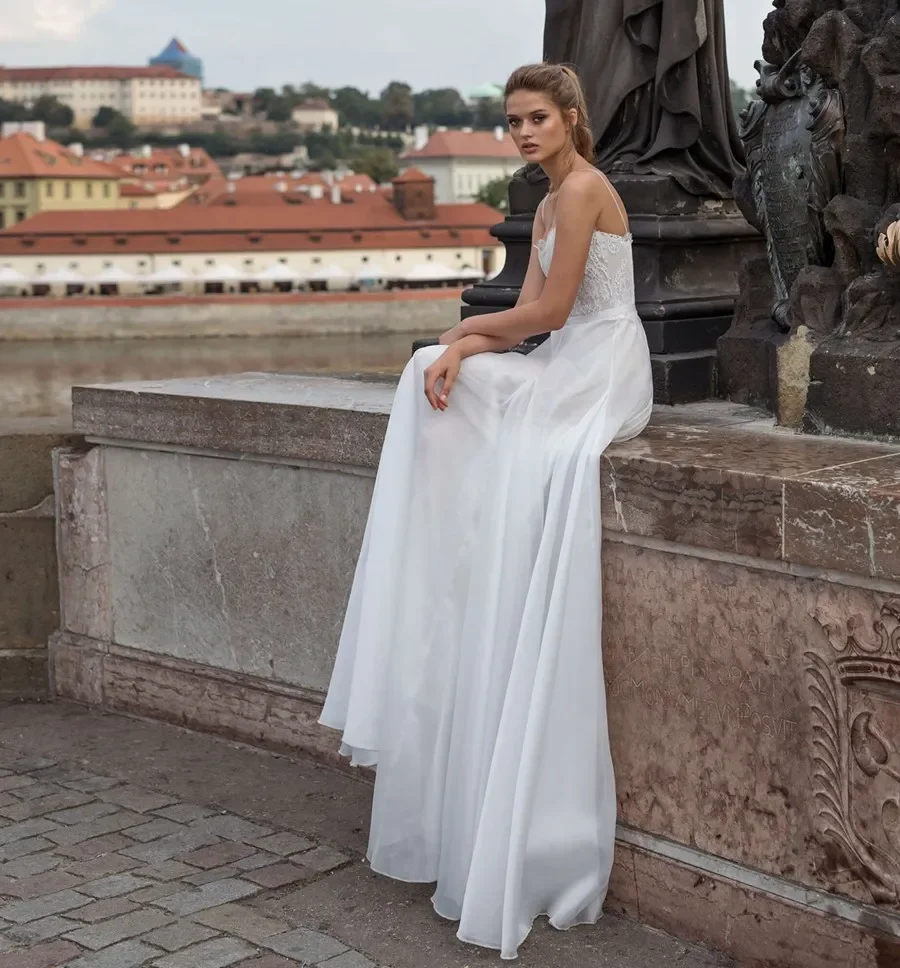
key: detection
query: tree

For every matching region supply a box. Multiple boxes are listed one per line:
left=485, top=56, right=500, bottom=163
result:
left=107, top=114, right=136, bottom=149
left=92, top=105, right=126, bottom=129
left=266, top=97, right=293, bottom=123
left=333, top=87, right=379, bottom=128
left=473, top=97, right=506, bottom=130
left=380, top=81, right=414, bottom=132
left=30, top=95, right=74, bottom=128
left=414, top=88, right=471, bottom=127
left=0, top=98, right=28, bottom=124
left=350, top=147, right=398, bottom=184
left=730, top=79, right=753, bottom=117
left=475, top=176, right=510, bottom=213
left=252, top=88, right=279, bottom=116
left=299, top=82, right=331, bottom=102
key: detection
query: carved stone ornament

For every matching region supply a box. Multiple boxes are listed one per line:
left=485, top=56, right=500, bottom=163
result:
left=738, top=52, right=845, bottom=332
left=807, top=602, right=900, bottom=904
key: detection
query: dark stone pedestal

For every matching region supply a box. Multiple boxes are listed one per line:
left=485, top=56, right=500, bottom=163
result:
left=805, top=339, right=900, bottom=439
left=717, top=254, right=782, bottom=412
left=417, top=171, right=760, bottom=405
left=612, top=174, right=761, bottom=404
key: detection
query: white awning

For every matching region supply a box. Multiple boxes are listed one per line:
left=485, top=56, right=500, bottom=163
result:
left=0, top=266, right=26, bottom=284
left=199, top=263, right=244, bottom=281
left=145, top=265, right=191, bottom=284
left=454, top=266, right=485, bottom=280
left=357, top=263, right=387, bottom=282
left=307, top=263, right=350, bottom=282
left=255, top=262, right=300, bottom=282
left=90, top=265, right=135, bottom=284
left=35, top=267, right=84, bottom=285
left=405, top=262, right=459, bottom=282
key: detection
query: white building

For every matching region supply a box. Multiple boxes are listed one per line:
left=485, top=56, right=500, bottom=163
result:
left=0, top=170, right=505, bottom=286
left=0, top=66, right=203, bottom=128
left=400, top=127, right=522, bottom=204
left=291, top=100, right=339, bottom=133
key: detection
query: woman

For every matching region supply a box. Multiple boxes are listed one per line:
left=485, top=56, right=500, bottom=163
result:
left=320, top=63, right=653, bottom=959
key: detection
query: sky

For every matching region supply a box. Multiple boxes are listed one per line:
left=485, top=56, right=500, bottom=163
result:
left=0, top=0, right=773, bottom=94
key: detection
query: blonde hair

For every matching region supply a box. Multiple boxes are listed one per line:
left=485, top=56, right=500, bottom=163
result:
left=504, top=63, right=594, bottom=161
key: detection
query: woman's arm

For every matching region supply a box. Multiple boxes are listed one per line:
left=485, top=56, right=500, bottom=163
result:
left=458, top=173, right=603, bottom=344
left=439, top=203, right=549, bottom=348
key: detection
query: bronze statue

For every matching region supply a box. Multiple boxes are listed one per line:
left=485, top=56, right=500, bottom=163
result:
left=544, top=0, right=745, bottom=196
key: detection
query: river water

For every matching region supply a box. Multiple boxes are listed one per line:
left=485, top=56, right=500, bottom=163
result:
left=1, top=333, right=417, bottom=422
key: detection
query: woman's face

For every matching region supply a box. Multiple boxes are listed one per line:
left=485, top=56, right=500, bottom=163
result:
left=505, top=90, right=574, bottom=164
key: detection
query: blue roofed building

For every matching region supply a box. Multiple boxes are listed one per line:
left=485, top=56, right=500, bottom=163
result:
left=149, top=38, right=203, bottom=82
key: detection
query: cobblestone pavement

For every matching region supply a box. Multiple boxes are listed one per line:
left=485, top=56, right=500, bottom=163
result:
left=0, top=703, right=732, bottom=968
left=0, top=752, right=379, bottom=968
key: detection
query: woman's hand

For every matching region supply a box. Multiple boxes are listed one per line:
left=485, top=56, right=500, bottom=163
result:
left=438, top=323, right=468, bottom=345
left=423, top=347, right=461, bottom=411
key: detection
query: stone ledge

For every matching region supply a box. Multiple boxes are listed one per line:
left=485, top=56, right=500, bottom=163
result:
left=49, top=631, right=356, bottom=775
left=72, top=373, right=900, bottom=580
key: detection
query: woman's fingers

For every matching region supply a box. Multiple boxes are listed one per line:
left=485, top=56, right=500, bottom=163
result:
left=423, top=365, right=440, bottom=410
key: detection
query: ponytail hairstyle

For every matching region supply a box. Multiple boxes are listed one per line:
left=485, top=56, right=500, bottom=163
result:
left=504, top=63, right=594, bottom=161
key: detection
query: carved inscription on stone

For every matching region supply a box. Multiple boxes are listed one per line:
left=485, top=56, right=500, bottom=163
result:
left=807, top=602, right=900, bottom=905
left=606, top=645, right=798, bottom=741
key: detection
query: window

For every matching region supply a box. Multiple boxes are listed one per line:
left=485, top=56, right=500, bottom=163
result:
left=395, top=255, right=402, bottom=262
left=15, top=210, right=26, bottom=223
left=45, top=182, right=54, bottom=198
left=103, top=184, right=110, bottom=198
left=0, top=212, right=4, bottom=229
left=64, top=183, right=72, bottom=200
left=0, top=183, right=4, bottom=198
left=85, top=182, right=93, bottom=199
left=14, top=182, right=25, bottom=198
left=312, top=257, right=322, bottom=265
left=361, top=256, right=369, bottom=263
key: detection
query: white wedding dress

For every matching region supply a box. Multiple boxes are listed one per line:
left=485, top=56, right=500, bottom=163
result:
left=320, top=199, right=653, bottom=959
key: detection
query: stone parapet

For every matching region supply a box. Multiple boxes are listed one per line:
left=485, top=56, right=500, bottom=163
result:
left=0, top=419, right=83, bottom=700
left=53, top=373, right=900, bottom=966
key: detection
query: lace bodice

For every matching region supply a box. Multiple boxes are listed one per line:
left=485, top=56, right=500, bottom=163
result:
left=535, top=226, right=635, bottom=318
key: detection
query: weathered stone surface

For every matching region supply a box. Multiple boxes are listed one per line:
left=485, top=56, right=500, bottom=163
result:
left=54, top=448, right=111, bottom=643
left=72, top=374, right=393, bottom=468
left=0, top=426, right=83, bottom=702
left=602, top=541, right=900, bottom=908
left=805, top=338, right=900, bottom=439
left=625, top=844, right=899, bottom=968
left=103, top=446, right=372, bottom=693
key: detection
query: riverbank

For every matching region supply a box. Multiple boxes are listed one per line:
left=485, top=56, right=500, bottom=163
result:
left=0, top=288, right=463, bottom=341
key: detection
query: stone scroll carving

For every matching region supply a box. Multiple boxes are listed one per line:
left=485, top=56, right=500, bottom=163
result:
left=737, top=53, right=845, bottom=331
left=807, top=602, right=900, bottom=904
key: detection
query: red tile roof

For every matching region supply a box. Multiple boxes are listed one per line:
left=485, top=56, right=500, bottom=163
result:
left=402, top=130, right=520, bottom=160
left=0, top=200, right=502, bottom=257
left=0, top=133, right=121, bottom=180
left=0, top=66, right=193, bottom=82
left=105, top=147, right=220, bottom=185
left=393, top=167, right=432, bottom=183
left=204, top=172, right=380, bottom=206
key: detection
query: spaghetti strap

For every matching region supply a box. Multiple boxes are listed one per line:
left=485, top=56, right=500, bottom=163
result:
left=587, top=167, right=629, bottom=234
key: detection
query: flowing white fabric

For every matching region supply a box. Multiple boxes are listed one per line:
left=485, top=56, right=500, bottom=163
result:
left=320, top=217, right=653, bottom=959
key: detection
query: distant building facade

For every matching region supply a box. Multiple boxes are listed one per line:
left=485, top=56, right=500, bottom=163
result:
left=291, top=100, right=339, bottom=133
left=401, top=128, right=521, bottom=204
left=149, top=38, right=203, bottom=82
left=0, top=172, right=504, bottom=282
left=0, top=126, right=121, bottom=228
left=0, top=66, right=202, bottom=127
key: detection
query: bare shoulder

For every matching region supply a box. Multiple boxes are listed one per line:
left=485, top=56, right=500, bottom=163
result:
left=556, top=168, right=607, bottom=214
